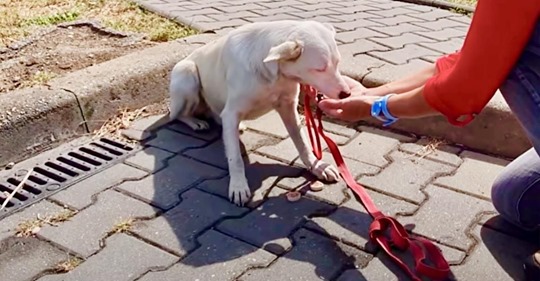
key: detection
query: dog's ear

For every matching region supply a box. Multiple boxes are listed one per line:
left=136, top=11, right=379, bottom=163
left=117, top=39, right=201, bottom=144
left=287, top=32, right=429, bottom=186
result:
left=263, top=40, right=304, bottom=63
left=322, top=23, right=336, bottom=36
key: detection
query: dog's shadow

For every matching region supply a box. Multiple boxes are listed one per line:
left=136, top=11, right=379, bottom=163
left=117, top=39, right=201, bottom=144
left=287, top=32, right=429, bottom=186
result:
left=134, top=116, right=456, bottom=280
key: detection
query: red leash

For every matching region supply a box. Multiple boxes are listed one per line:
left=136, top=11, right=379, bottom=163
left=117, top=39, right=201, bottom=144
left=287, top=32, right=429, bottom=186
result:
left=301, top=84, right=450, bottom=281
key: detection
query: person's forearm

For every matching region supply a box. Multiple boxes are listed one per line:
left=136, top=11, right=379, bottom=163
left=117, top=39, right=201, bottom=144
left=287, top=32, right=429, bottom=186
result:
left=386, top=86, right=440, bottom=118
left=364, top=64, right=437, bottom=96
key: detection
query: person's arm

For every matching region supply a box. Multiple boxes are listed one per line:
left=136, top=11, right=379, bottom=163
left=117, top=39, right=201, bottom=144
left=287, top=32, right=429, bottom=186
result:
left=364, top=63, right=438, bottom=96
left=398, top=0, right=540, bottom=126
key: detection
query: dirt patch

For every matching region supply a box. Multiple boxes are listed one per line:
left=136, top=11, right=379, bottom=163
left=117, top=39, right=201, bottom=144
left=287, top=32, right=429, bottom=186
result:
left=0, top=24, right=156, bottom=94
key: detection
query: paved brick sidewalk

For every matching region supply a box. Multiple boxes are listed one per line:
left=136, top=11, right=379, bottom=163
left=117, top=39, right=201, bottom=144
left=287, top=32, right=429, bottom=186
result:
left=0, top=111, right=537, bottom=281
left=0, top=1, right=538, bottom=281
left=137, top=0, right=471, bottom=83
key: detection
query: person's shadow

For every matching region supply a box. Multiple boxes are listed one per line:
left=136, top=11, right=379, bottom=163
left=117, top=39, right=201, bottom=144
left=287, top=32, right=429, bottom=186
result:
left=476, top=216, right=539, bottom=281
left=129, top=115, right=461, bottom=281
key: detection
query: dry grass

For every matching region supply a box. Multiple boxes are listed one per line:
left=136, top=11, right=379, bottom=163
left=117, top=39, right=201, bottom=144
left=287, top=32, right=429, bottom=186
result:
left=446, top=0, right=477, bottom=6
left=0, top=0, right=196, bottom=48
left=407, top=138, right=448, bottom=163
left=54, top=257, right=82, bottom=273
left=109, top=218, right=134, bottom=234
left=15, top=209, right=76, bottom=237
left=93, top=101, right=168, bottom=140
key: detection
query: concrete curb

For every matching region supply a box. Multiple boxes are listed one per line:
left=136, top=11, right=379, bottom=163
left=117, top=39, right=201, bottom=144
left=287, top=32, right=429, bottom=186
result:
left=0, top=32, right=529, bottom=167
left=396, top=0, right=475, bottom=14
left=0, top=33, right=219, bottom=167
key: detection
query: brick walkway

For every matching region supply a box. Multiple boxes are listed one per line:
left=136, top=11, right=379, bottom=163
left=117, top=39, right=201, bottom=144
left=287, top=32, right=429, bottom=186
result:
left=138, top=0, right=471, bottom=83
left=0, top=1, right=538, bottom=281
left=0, top=111, right=537, bottom=281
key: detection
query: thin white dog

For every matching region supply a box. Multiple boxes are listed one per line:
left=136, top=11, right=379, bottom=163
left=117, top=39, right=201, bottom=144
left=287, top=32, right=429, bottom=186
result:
left=169, top=20, right=351, bottom=206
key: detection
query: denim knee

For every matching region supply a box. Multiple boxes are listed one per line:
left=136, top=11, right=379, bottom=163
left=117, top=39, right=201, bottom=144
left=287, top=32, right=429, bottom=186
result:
left=491, top=148, right=540, bottom=231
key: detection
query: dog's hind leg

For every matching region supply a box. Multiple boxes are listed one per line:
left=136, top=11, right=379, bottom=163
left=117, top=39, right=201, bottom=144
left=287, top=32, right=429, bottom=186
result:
left=168, top=60, right=210, bottom=131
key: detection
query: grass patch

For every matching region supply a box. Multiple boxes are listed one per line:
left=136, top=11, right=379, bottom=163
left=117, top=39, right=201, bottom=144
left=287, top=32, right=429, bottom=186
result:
left=445, top=0, right=477, bottom=6
left=0, top=0, right=197, bottom=48
left=15, top=209, right=76, bottom=237
left=54, top=257, right=83, bottom=273
left=23, top=70, right=57, bottom=87
left=109, top=218, right=134, bottom=234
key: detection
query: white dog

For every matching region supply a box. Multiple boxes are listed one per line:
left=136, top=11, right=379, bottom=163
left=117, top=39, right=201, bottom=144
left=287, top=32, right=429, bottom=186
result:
left=169, top=20, right=351, bottom=206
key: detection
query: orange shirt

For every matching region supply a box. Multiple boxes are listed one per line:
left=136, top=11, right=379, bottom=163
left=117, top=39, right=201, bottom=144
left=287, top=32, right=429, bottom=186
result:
left=422, top=0, right=540, bottom=126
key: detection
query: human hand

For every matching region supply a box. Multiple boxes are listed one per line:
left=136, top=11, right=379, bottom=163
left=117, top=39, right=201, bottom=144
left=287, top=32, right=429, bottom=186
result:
left=342, top=75, right=368, bottom=96
left=318, top=95, right=378, bottom=122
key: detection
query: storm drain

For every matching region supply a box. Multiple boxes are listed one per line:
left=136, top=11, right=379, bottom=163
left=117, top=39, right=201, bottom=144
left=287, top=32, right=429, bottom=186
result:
left=0, top=138, right=138, bottom=220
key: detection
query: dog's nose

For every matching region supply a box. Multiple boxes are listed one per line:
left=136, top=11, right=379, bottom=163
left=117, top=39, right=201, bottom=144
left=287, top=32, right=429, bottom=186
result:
left=339, top=91, right=351, bottom=99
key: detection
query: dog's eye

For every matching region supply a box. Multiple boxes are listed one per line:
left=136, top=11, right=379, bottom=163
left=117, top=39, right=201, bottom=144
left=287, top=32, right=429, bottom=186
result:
left=314, top=67, right=326, bottom=72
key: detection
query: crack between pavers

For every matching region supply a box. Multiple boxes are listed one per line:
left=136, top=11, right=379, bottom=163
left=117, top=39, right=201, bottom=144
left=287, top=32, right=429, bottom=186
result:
left=397, top=145, right=465, bottom=168
left=59, top=87, right=90, bottom=134
left=430, top=182, right=493, bottom=202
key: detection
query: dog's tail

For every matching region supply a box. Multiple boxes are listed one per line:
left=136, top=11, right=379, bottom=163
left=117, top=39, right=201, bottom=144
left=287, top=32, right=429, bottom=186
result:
left=168, top=60, right=202, bottom=121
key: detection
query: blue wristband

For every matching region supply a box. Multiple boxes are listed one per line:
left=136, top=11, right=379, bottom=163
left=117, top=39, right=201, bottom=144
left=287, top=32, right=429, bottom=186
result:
left=370, top=94, right=398, bottom=127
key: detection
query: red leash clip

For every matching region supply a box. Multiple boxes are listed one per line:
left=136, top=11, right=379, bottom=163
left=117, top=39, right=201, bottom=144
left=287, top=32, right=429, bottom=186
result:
left=301, top=84, right=451, bottom=281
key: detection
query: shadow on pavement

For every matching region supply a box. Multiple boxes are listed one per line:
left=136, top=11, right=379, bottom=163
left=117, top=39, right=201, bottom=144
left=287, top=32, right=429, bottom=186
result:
left=130, top=116, right=458, bottom=280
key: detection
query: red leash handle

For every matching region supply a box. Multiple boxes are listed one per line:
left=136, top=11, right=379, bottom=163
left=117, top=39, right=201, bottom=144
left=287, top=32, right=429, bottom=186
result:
left=301, top=85, right=450, bottom=281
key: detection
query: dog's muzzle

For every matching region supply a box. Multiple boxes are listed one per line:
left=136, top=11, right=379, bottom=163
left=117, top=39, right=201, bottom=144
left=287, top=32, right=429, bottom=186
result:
left=339, top=91, right=351, bottom=99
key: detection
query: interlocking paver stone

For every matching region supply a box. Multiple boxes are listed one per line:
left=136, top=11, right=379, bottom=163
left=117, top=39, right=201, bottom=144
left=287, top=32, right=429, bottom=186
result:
left=50, top=164, right=147, bottom=210
left=124, top=146, right=174, bottom=172
left=399, top=185, right=495, bottom=250
left=0, top=237, right=67, bottom=281
left=337, top=242, right=465, bottom=281
left=330, top=4, right=381, bottom=14
left=434, top=151, right=510, bottom=200
left=183, top=131, right=278, bottom=169
left=336, top=28, right=387, bottom=44
left=305, top=189, right=417, bottom=252
left=39, top=190, right=157, bottom=258
left=116, top=155, right=226, bottom=210
left=243, top=111, right=290, bottom=139
left=196, top=154, right=304, bottom=207
left=399, top=138, right=462, bottom=167
left=363, top=58, right=432, bottom=86
left=451, top=226, right=536, bottom=281
left=338, top=126, right=414, bottom=167
left=338, top=39, right=389, bottom=55
left=369, top=14, right=423, bottom=26
left=370, top=22, right=429, bottom=36
left=359, top=150, right=454, bottom=203
left=147, top=128, right=207, bottom=153
left=240, top=228, right=372, bottom=281
left=131, top=188, right=246, bottom=256
left=256, top=132, right=348, bottom=163
left=138, top=230, right=277, bottom=281
left=333, top=19, right=383, bottom=31
left=408, top=8, right=454, bottom=21
left=369, top=32, right=435, bottom=48
left=0, top=200, right=64, bottom=241
left=412, top=18, right=468, bottom=31
left=37, top=233, right=177, bottom=281
left=217, top=190, right=334, bottom=255
left=419, top=37, right=464, bottom=54
left=368, top=7, right=417, bottom=17
left=415, top=27, right=465, bottom=41
left=340, top=53, right=386, bottom=78
left=369, top=44, right=441, bottom=65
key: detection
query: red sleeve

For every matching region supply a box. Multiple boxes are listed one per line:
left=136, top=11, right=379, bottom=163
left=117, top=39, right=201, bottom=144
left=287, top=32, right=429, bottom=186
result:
left=422, top=0, right=540, bottom=127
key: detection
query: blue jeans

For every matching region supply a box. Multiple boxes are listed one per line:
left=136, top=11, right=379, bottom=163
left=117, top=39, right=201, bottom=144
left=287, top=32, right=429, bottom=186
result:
left=492, top=20, right=540, bottom=231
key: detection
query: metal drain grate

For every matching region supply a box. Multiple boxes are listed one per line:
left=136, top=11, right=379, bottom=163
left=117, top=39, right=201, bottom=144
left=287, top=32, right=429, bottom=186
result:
left=0, top=138, right=137, bottom=220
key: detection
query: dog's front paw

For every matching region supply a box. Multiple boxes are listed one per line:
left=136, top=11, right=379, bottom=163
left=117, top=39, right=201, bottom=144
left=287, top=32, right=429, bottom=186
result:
left=228, top=179, right=251, bottom=206
left=179, top=117, right=210, bottom=131
left=310, top=160, right=340, bottom=182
